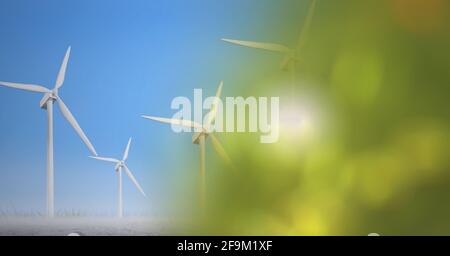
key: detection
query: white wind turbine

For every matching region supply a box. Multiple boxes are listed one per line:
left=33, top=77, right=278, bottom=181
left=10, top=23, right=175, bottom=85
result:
left=142, top=81, right=232, bottom=208
left=0, top=46, right=97, bottom=217
left=222, top=0, right=317, bottom=72
left=89, top=138, right=146, bottom=218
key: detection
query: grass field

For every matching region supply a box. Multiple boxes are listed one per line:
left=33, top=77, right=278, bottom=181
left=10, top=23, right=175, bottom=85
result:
left=0, top=215, right=168, bottom=236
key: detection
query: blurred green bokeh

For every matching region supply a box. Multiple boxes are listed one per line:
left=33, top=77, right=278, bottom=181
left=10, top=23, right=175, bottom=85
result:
left=172, top=0, right=449, bottom=235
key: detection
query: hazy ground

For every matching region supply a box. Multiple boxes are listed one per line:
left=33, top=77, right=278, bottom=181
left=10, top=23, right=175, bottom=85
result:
left=0, top=217, right=168, bottom=236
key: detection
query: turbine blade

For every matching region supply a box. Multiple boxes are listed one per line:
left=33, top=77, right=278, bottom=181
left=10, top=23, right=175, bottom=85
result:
left=221, top=38, right=291, bottom=53
left=205, top=81, right=223, bottom=128
left=89, top=156, right=120, bottom=163
left=215, top=81, right=224, bottom=99
left=296, top=0, right=317, bottom=52
left=209, top=133, right=234, bottom=168
left=0, top=81, right=50, bottom=93
left=57, top=98, right=97, bottom=156
left=122, top=137, right=132, bottom=161
left=55, top=46, right=71, bottom=89
left=142, top=115, right=203, bottom=129
left=198, top=135, right=206, bottom=205
left=123, top=164, right=146, bottom=197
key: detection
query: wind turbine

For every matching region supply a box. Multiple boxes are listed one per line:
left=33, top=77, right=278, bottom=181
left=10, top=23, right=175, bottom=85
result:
left=221, top=0, right=317, bottom=72
left=0, top=46, right=97, bottom=217
left=141, top=81, right=232, bottom=208
left=89, top=138, right=146, bottom=218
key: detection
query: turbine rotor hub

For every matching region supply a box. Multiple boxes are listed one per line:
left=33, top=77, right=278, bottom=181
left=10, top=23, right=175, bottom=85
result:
left=192, top=131, right=208, bottom=144
left=39, top=91, right=57, bottom=109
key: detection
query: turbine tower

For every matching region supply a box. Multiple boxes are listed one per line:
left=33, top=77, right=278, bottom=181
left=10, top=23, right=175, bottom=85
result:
left=142, top=81, right=232, bottom=209
left=222, top=0, right=317, bottom=72
left=89, top=138, right=146, bottom=218
left=0, top=46, right=97, bottom=217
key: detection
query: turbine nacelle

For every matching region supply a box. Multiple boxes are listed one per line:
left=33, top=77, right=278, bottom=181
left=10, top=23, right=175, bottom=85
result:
left=39, top=90, right=58, bottom=109
left=280, top=54, right=298, bottom=71
left=192, top=130, right=208, bottom=144
left=115, top=161, right=125, bottom=171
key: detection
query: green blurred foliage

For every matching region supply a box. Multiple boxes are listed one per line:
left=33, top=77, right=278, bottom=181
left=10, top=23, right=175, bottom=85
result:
left=173, top=0, right=449, bottom=235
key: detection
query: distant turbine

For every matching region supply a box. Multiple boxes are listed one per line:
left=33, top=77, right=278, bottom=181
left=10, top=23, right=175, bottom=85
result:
left=142, top=81, right=232, bottom=208
left=89, top=138, right=146, bottom=218
left=0, top=46, right=97, bottom=217
left=222, top=0, right=317, bottom=71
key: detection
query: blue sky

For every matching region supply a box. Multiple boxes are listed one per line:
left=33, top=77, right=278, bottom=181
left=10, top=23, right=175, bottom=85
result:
left=0, top=0, right=304, bottom=215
